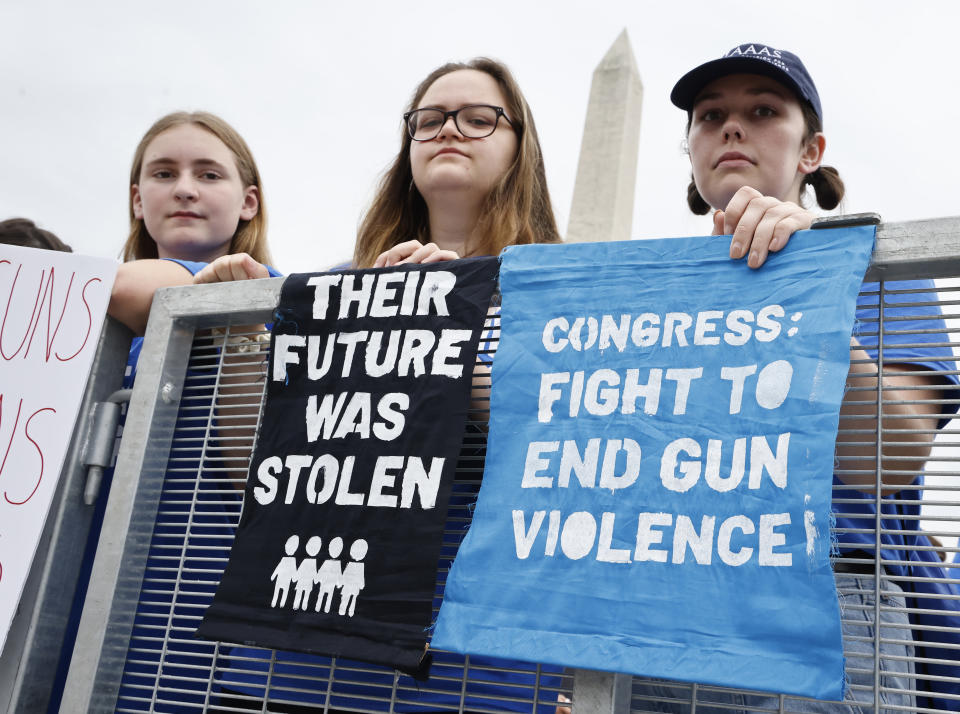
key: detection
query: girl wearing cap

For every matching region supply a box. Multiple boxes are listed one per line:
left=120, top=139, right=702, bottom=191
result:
left=655, top=43, right=960, bottom=711
left=670, top=43, right=842, bottom=269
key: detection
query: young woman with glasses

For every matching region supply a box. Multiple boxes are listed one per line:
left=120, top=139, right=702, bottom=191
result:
left=219, top=59, right=564, bottom=714
left=354, top=56, right=561, bottom=269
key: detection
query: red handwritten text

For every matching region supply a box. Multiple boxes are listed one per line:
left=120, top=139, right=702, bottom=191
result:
left=0, top=393, right=56, bottom=506
left=0, top=258, right=103, bottom=363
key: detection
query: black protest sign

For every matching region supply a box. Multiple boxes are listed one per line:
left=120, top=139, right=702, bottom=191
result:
left=197, top=257, right=499, bottom=677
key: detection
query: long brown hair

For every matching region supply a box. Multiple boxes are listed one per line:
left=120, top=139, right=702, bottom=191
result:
left=685, top=96, right=844, bottom=215
left=354, top=58, right=560, bottom=268
left=121, top=111, right=272, bottom=264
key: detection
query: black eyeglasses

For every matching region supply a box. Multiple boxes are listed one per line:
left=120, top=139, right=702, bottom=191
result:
left=404, top=104, right=514, bottom=141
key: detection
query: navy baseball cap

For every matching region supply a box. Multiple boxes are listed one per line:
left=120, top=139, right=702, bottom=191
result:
left=671, top=43, right=822, bottom=121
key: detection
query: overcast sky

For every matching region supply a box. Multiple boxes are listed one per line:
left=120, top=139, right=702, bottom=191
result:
left=2, top=0, right=958, bottom=270
left=2, top=1, right=958, bottom=536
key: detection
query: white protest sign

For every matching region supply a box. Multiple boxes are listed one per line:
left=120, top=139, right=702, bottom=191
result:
left=0, top=244, right=117, bottom=655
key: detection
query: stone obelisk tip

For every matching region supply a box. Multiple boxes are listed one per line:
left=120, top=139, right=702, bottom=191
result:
left=566, top=30, right=644, bottom=244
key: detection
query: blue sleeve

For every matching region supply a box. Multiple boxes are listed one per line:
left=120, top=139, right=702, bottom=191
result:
left=161, top=258, right=207, bottom=276
left=856, top=278, right=959, bottom=426
left=160, top=258, right=284, bottom=278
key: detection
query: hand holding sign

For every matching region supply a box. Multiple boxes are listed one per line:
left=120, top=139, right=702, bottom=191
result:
left=714, top=186, right=816, bottom=268
left=372, top=240, right=460, bottom=268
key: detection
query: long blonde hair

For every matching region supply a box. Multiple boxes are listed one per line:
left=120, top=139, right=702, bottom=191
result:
left=354, top=58, right=560, bottom=268
left=121, top=111, right=273, bottom=265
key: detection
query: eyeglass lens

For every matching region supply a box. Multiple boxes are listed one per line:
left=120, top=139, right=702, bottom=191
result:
left=408, top=106, right=501, bottom=140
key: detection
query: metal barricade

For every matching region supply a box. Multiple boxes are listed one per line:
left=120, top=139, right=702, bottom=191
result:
left=58, top=217, right=960, bottom=713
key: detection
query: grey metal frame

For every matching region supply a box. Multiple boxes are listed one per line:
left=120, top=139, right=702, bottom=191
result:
left=0, top=317, right=132, bottom=714
left=54, top=216, right=960, bottom=713
left=63, top=278, right=282, bottom=712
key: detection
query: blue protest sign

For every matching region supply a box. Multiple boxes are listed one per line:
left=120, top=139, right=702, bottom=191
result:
left=433, top=227, right=876, bottom=701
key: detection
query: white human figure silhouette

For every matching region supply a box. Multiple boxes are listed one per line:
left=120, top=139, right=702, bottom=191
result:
left=270, top=535, right=300, bottom=608
left=339, top=539, right=368, bottom=617
left=315, top=537, right=344, bottom=614
left=292, top=536, right=322, bottom=610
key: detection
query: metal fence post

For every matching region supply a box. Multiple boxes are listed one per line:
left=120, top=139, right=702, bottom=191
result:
left=572, top=669, right=632, bottom=713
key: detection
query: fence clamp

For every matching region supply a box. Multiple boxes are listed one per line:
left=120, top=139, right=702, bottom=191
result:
left=811, top=212, right=881, bottom=229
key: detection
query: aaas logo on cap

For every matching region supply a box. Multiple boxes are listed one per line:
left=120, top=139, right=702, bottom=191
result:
left=725, top=44, right=783, bottom=60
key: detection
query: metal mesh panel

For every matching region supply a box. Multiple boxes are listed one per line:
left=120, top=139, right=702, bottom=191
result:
left=112, top=317, right=572, bottom=713
left=629, top=279, right=960, bottom=714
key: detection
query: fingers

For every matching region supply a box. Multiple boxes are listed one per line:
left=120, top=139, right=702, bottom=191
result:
left=763, top=210, right=813, bottom=258
left=722, top=186, right=760, bottom=235
left=373, top=240, right=422, bottom=268
left=421, top=248, right=460, bottom=263
left=722, top=188, right=815, bottom=269
left=740, top=204, right=812, bottom=268
left=722, top=186, right=763, bottom=251
left=193, top=254, right=270, bottom=284
left=402, top=243, right=452, bottom=265
left=373, top=240, right=460, bottom=268
left=712, top=210, right=725, bottom=237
